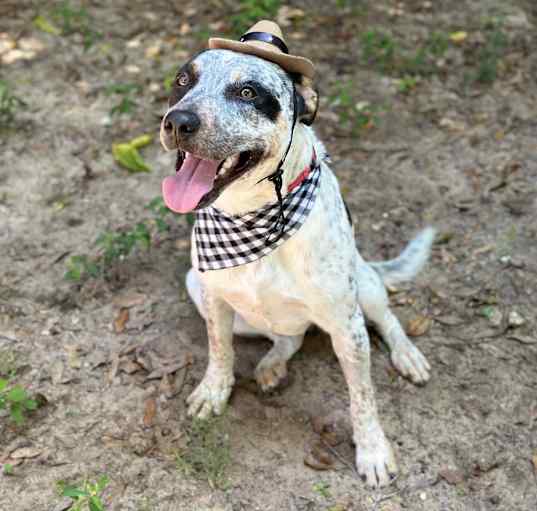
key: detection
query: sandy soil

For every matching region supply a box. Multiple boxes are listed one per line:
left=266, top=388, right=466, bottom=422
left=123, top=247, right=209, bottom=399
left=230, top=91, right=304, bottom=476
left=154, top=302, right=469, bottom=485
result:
left=1, top=1, right=537, bottom=510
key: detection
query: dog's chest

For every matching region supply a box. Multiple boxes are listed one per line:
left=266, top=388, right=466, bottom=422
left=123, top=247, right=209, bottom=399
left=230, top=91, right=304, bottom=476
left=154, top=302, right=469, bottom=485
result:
left=204, top=258, right=311, bottom=335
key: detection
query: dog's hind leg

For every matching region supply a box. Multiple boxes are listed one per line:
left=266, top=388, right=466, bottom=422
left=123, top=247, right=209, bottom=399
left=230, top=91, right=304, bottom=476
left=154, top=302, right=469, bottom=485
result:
left=254, top=334, right=304, bottom=391
left=355, top=262, right=430, bottom=384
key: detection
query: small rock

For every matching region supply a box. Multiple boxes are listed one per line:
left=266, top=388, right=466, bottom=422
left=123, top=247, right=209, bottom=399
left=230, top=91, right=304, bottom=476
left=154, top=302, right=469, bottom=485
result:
left=508, top=311, right=525, bottom=327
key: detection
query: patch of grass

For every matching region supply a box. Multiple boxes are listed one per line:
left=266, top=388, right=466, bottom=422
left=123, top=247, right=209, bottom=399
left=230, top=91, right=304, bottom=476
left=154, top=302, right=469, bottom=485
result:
left=231, top=0, right=281, bottom=35
left=361, top=29, right=396, bottom=73
left=396, top=75, right=420, bottom=94
left=50, top=1, right=102, bottom=50
left=361, top=29, right=450, bottom=77
left=313, top=481, right=331, bottom=499
left=64, top=197, right=174, bottom=282
left=330, top=82, right=380, bottom=136
left=57, top=475, right=109, bottom=511
left=472, top=22, right=508, bottom=84
left=0, top=378, right=37, bottom=425
left=0, top=80, right=27, bottom=126
left=0, top=350, right=18, bottom=377
left=104, top=83, right=141, bottom=116
left=176, top=414, right=231, bottom=490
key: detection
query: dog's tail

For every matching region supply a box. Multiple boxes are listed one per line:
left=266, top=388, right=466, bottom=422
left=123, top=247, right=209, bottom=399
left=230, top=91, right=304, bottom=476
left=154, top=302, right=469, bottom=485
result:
left=369, top=227, right=435, bottom=287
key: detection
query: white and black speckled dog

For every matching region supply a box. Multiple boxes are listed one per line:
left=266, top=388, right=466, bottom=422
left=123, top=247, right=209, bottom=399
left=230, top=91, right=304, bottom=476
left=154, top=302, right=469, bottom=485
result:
left=159, top=42, right=434, bottom=488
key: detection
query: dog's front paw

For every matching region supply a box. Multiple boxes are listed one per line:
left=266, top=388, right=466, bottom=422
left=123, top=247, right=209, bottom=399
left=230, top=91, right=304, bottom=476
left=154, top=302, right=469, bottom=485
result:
left=391, top=342, right=431, bottom=384
left=355, top=433, right=398, bottom=488
left=186, top=369, right=234, bottom=419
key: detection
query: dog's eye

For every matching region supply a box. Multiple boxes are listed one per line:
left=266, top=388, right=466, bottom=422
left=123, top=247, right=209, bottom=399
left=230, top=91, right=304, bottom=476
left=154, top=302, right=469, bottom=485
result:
left=239, top=86, right=257, bottom=100
left=176, top=72, right=190, bottom=87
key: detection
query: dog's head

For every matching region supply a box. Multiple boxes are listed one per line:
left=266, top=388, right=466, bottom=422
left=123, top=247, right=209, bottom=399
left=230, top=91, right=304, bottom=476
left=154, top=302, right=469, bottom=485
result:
left=160, top=49, right=318, bottom=213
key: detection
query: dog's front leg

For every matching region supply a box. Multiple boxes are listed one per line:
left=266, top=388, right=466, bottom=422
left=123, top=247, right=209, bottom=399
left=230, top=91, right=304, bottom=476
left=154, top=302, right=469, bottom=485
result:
left=187, top=290, right=235, bottom=419
left=330, top=308, right=397, bottom=488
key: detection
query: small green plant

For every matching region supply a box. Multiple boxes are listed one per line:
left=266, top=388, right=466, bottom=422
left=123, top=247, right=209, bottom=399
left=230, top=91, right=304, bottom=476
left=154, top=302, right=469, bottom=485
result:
left=397, top=75, right=419, bottom=94
left=361, top=29, right=450, bottom=77
left=313, top=481, right=332, bottom=499
left=231, top=0, right=281, bottom=35
left=105, top=83, right=141, bottom=116
left=176, top=414, right=231, bottom=490
left=330, top=83, right=379, bottom=136
left=57, top=475, right=109, bottom=511
left=0, top=349, right=17, bottom=377
left=51, top=1, right=102, bottom=50
left=64, top=198, right=174, bottom=282
left=0, top=80, right=27, bottom=126
left=3, top=463, right=14, bottom=475
left=0, top=378, right=37, bottom=425
left=474, top=23, right=507, bottom=84
left=361, top=30, right=396, bottom=73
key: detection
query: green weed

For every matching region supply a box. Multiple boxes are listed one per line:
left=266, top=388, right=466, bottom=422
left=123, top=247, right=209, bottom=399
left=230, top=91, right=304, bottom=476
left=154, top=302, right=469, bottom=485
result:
left=64, top=198, right=173, bottom=282
left=0, top=378, right=37, bottom=425
left=0, top=80, right=27, bottom=126
left=397, top=75, right=419, bottom=94
left=105, top=83, right=141, bottom=116
left=313, top=481, right=332, bottom=499
left=231, top=0, right=281, bottom=35
left=361, top=29, right=449, bottom=76
left=330, top=82, right=379, bottom=136
left=473, top=23, right=508, bottom=84
left=57, top=475, right=109, bottom=511
left=361, top=30, right=396, bottom=73
left=51, top=1, right=102, bottom=50
left=176, top=414, right=231, bottom=490
left=0, top=350, right=18, bottom=377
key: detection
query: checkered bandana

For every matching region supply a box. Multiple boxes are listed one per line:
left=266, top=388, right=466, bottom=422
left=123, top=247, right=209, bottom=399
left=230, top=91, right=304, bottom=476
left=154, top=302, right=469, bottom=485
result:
left=194, top=161, right=321, bottom=272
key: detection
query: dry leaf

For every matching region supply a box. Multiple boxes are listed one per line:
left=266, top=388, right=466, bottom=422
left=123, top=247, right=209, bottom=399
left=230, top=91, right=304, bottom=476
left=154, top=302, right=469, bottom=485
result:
left=119, top=358, right=142, bottom=374
left=65, top=345, right=82, bottom=369
left=407, top=315, right=432, bottom=337
left=143, top=397, right=157, bottom=428
left=50, top=360, right=65, bottom=384
left=10, top=447, right=42, bottom=459
left=507, top=335, right=537, bottom=345
left=304, top=440, right=335, bottom=470
left=113, top=291, right=147, bottom=309
left=532, top=453, right=537, bottom=475
left=449, top=31, right=468, bottom=43
left=439, top=467, right=465, bottom=485
left=277, top=6, right=305, bottom=27
left=114, top=308, right=130, bottom=333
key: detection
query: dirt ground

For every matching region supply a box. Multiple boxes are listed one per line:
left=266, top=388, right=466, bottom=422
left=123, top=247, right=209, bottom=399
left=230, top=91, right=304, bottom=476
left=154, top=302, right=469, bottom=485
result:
left=1, top=1, right=537, bottom=510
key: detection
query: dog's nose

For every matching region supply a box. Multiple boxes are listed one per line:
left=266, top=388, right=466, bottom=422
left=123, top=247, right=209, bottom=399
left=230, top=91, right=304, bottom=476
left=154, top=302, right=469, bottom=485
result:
left=163, top=110, right=200, bottom=135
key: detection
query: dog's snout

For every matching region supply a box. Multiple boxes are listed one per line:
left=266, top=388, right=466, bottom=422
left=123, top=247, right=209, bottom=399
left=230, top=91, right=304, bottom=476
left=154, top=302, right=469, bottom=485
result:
left=164, top=110, right=201, bottom=135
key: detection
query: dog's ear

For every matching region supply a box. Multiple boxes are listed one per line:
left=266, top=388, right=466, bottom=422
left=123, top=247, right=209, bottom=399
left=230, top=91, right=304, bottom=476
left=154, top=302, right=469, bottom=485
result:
left=294, top=75, right=319, bottom=126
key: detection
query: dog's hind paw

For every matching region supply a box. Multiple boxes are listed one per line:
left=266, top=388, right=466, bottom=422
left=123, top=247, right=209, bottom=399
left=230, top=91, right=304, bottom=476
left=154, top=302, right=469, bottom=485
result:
left=254, top=359, right=288, bottom=392
left=186, top=370, right=234, bottom=419
left=391, top=342, right=431, bottom=384
left=355, top=434, right=398, bottom=488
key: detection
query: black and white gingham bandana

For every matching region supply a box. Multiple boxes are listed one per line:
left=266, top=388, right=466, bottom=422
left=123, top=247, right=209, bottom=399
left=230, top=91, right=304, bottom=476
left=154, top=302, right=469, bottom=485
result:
left=194, top=161, right=321, bottom=272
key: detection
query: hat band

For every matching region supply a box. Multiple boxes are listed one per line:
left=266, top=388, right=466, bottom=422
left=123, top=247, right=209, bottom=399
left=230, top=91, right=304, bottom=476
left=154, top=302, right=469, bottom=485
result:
left=239, top=32, right=289, bottom=54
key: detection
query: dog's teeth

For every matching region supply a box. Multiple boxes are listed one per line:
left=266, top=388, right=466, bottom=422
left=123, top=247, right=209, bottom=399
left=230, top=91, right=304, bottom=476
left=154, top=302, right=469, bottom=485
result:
left=218, top=154, right=240, bottom=176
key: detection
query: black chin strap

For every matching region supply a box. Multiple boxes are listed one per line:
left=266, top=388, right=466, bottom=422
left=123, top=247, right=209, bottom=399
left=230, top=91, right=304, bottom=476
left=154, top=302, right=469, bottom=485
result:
left=259, top=83, right=299, bottom=243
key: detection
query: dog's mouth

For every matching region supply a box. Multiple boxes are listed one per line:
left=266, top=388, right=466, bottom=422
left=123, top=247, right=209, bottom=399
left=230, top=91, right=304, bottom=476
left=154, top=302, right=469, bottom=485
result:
left=162, top=149, right=261, bottom=213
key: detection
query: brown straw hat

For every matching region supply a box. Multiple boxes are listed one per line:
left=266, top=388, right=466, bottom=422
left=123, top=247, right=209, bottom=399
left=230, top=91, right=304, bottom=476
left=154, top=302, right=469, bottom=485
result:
left=208, top=20, right=315, bottom=79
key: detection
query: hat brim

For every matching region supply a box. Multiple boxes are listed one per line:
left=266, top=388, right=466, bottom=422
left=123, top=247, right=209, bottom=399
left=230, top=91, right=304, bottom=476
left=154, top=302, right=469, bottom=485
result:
left=208, top=37, right=315, bottom=79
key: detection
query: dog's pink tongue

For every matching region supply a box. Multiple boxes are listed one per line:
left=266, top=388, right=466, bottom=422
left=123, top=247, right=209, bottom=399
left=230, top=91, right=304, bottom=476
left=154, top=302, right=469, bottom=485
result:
left=162, top=153, right=219, bottom=213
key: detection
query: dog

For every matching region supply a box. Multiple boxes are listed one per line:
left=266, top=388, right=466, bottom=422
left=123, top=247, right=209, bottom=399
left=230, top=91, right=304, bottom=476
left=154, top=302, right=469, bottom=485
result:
left=159, top=26, right=434, bottom=488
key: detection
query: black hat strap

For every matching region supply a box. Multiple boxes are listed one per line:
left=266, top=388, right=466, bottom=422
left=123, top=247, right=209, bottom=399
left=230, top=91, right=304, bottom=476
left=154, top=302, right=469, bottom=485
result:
left=258, top=82, right=299, bottom=244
